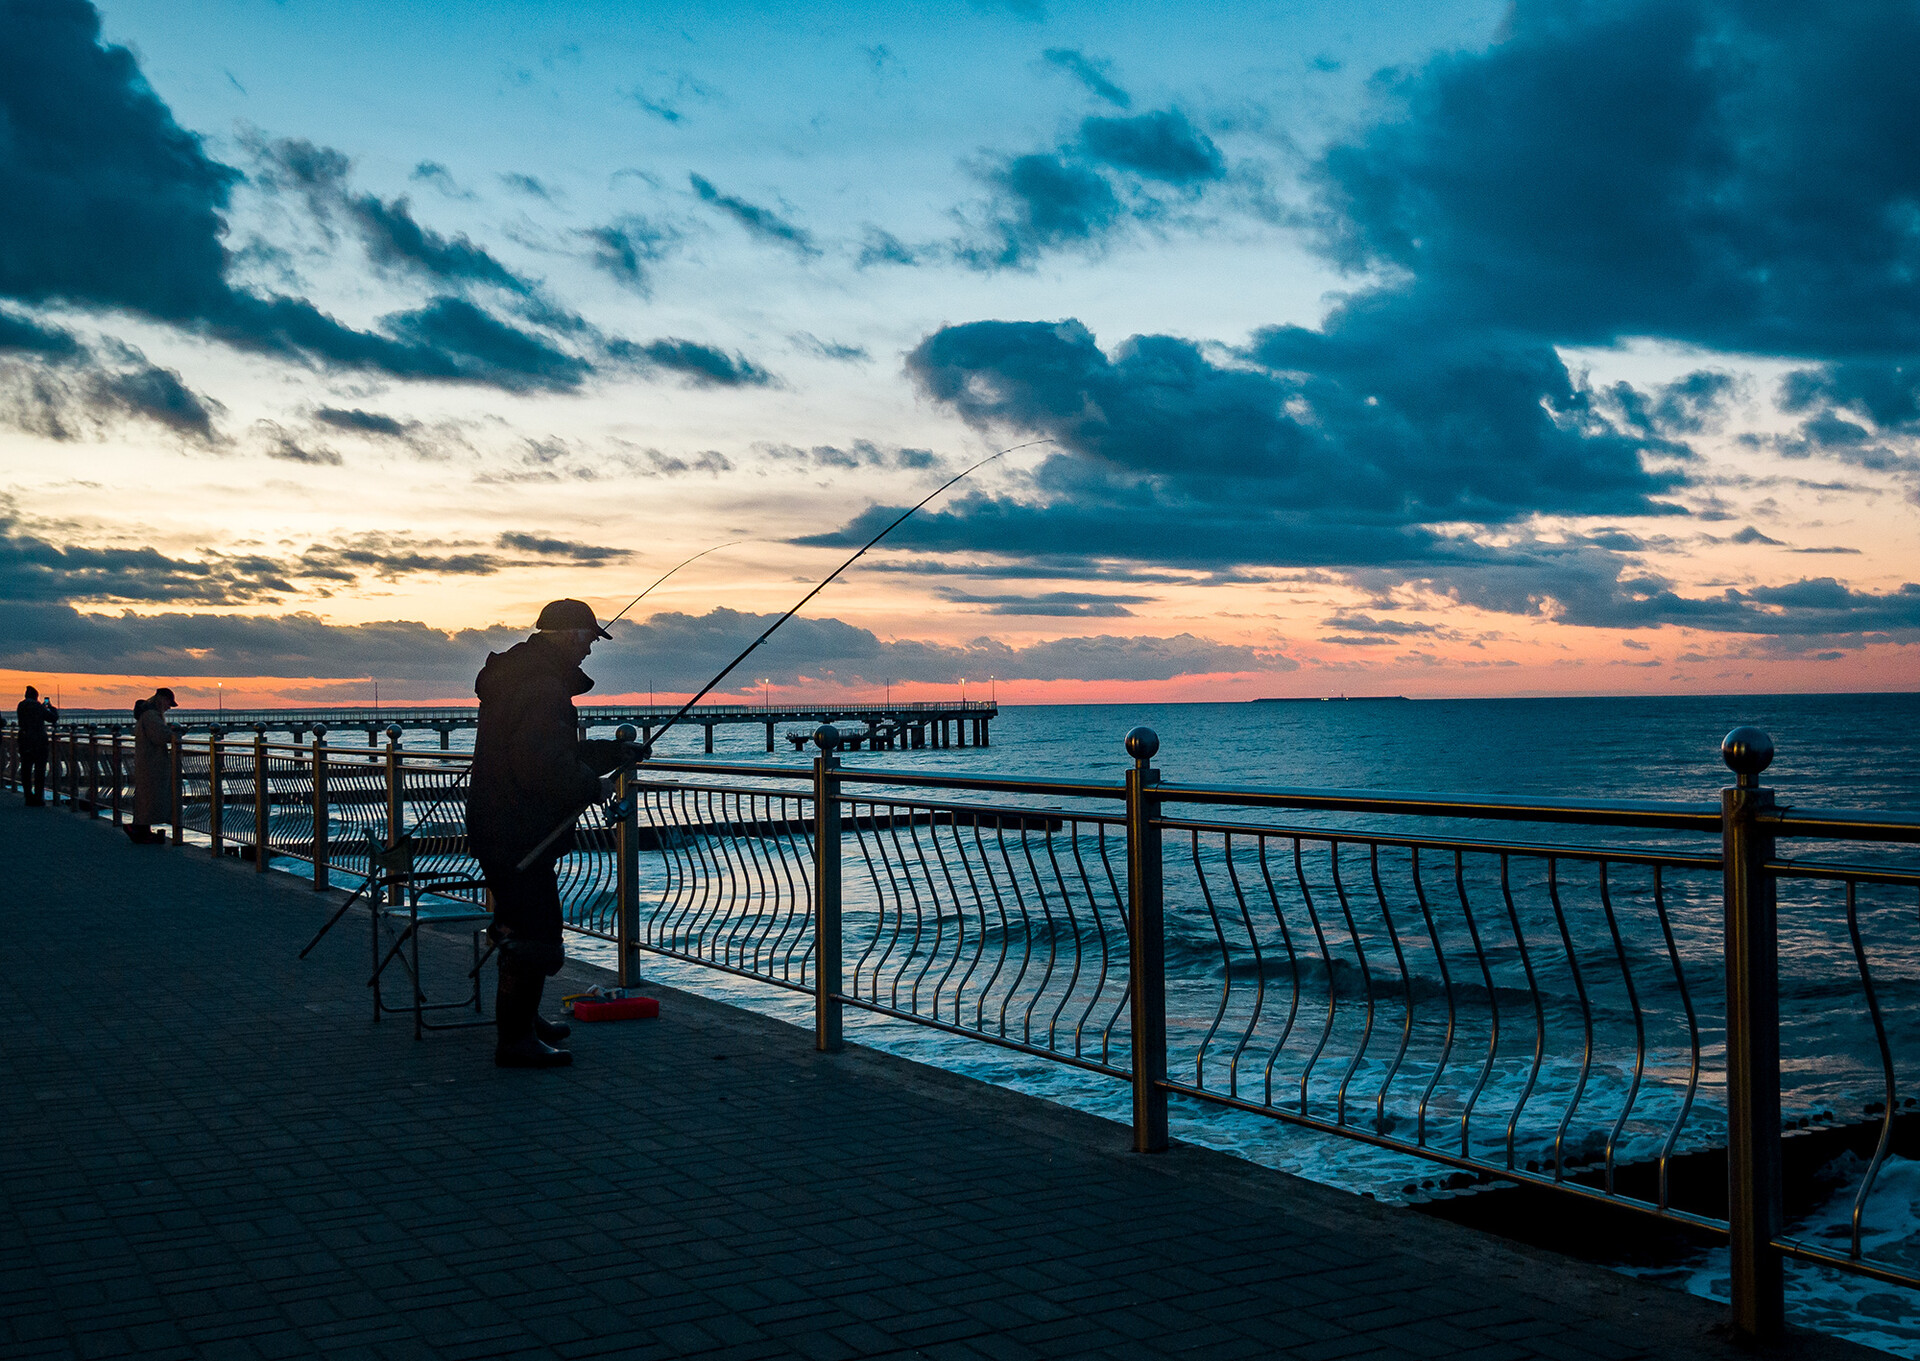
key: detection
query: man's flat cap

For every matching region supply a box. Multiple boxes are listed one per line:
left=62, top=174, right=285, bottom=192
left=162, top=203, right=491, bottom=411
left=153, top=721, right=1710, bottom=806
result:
left=536, top=598, right=612, bottom=638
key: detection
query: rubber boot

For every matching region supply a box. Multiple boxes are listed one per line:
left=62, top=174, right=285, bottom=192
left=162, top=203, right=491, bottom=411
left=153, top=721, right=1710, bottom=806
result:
left=495, top=966, right=571, bottom=1068
left=534, top=1013, right=570, bottom=1043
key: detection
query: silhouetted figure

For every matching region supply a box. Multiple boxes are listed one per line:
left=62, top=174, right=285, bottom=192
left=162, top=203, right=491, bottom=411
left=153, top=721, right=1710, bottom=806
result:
left=128, top=687, right=177, bottom=844
left=15, top=686, right=57, bottom=807
left=466, top=600, right=621, bottom=1069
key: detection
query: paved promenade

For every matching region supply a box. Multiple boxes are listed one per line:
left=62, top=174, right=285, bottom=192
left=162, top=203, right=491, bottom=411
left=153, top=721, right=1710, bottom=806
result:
left=0, top=799, right=1867, bottom=1361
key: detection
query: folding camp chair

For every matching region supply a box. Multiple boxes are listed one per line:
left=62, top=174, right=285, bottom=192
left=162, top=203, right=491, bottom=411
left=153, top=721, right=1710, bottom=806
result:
left=363, top=830, right=496, bottom=1038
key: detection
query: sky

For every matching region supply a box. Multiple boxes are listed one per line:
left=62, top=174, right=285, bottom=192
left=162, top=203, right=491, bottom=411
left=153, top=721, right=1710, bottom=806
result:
left=2, top=0, right=1918, bottom=709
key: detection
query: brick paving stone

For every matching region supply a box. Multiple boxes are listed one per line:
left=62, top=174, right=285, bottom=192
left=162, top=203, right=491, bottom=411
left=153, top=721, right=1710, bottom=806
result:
left=0, top=799, right=1880, bottom=1361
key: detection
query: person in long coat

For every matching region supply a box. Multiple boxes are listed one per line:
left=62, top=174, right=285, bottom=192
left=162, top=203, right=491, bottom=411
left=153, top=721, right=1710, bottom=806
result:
left=466, top=600, right=634, bottom=1068
left=129, top=687, right=177, bottom=843
left=15, top=685, right=56, bottom=806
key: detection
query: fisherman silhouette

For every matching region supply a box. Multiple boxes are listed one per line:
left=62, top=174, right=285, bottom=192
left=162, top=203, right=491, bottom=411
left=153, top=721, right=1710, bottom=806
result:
left=466, top=600, right=630, bottom=1068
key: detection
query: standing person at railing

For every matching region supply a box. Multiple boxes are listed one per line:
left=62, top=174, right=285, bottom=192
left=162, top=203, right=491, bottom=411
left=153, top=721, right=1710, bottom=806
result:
left=14, top=685, right=56, bottom=807
left=467, top=599, right=629, bottom=1070
left=127, top=687, right=177, bottom=844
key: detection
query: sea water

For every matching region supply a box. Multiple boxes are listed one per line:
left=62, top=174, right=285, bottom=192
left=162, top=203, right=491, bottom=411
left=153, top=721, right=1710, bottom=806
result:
left=385, top=693, right=1920, bottom=1353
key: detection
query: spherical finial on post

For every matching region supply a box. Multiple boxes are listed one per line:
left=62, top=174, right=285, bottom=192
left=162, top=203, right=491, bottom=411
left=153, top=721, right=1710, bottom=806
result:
left=1124, top=726, right=1160, bottom=767
left=814, top=723, right=841, bottom=753
left=385, top=723, right=403, bottom=743
left=615, top=724, right=637, bottom=743
left=254, top=723, right=267, bottom=736
left=1721, top=726, right=1775, bottom=788
left=312, top=722, right=328, bottom=737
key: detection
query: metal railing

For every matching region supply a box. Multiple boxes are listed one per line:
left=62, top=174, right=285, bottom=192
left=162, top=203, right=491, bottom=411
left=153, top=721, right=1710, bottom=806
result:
left=5, top=717, right=1917, bottom=1343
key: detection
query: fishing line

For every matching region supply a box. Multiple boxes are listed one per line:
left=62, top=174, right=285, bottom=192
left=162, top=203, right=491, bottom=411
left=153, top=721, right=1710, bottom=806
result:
left=512, top=437, right=1053, bottom=869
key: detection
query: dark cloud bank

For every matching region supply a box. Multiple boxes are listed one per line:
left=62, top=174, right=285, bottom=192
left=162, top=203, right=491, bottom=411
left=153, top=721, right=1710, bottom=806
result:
left=0, top=0, right=770, bottom=424
left=0, top=604, right=1273, bottom=690
left=825, top=0, right=1920, bottom=647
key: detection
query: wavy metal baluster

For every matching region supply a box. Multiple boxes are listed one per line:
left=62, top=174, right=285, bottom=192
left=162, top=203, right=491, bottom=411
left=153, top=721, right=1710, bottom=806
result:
left=1095, top=824, right=1132, bottom=1066
left=928, top=815, right=975, bottom=1022
left=905, top=812, right=950, bottom=1014
left=1040, top=824, right=1085, bottom=1052
left=1220, top=835, right=1268, bottom=1099
left=688, top=789, right=732, bottom=959
left=1192, top=829, right=1236, bottom=1091
left=1369, top=844, right=1416, bottom=1135
left=1065, top=820, right=1112, bottom=1061
left=956, top=818, right=1000, bottom=1028
left=1294, top=838, right=1339, bottom=1118
left=1329, top=842, right=1378, bottom=1129
left=1501, top=853, right=1548, bottom=1172
left=849, top=802, right=891, bottom=1002
left=870, top=808, right=917, bottom=1005
left=736, top=793, right=780, bottom=971
left=969, top=820, right=1014, bottom=1031
left=996, top=824, right=1036, bottom=1040
left=1598, top=861, right=1650, bottom=1194
left=1547, top=858, right=1597, bottom=1183
left=1844, top=878, right=1898, bottom=1261
left=1015, top=824, right=1061, bottom=1046
left=1411, top=848, right=1459, bottom=1148
left=1258, top=836, right=1304, bottom=1110
left=1652, top=864, right=1703, bottom=1212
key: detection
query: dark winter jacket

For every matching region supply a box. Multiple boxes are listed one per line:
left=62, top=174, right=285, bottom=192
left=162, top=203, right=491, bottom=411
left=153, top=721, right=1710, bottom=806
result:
left=465, top=638, right=603, bottom=870
left=15, top=698, right=55, bottom=757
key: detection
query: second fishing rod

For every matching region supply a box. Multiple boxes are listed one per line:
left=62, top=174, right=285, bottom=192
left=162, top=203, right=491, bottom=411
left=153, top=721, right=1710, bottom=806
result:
left=512, top=439, right=1049, bottom=870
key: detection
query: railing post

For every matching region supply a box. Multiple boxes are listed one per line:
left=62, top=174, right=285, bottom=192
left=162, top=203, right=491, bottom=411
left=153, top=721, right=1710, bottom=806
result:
left=614, top=725, right=642, bottom=988
left=208, top=730, right=225, bottom=856
left=1125, top=726, right=1168, bottom=1153
left=384, top=725, right=403, bottom=848
left=312, top=725, right=330, bottom=891
left=109, top=731, right=123, bottom=824
left=86, top=727, right=99, bottom=812
left=253, top=726, right=270, bottom=872
left=812, top=724, right=843, bottom=1052
left=170, top=728, right=185, bottom=845
left=1721, top=726, right=1783, bottom=1344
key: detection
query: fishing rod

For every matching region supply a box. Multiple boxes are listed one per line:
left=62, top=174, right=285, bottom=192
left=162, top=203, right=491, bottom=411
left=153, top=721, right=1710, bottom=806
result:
left=298, top=537, right=743, bottom=960
left=513, top=438, right=1052, bottom=870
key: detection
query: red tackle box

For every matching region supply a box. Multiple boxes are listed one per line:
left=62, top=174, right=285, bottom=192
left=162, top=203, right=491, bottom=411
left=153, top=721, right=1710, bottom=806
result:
left=570, top=995, right=659, bottom=1022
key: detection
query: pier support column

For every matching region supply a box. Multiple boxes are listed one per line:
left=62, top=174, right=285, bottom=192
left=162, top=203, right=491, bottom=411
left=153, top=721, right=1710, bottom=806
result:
left=703, top=724, right=714, bottom=754
left=765, top=721, right=775, bottom=752
left=438, top=724, right=452, bottom=750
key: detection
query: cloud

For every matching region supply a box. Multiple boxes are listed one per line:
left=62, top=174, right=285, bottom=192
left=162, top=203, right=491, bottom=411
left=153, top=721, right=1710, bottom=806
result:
left=1078, top=110, right=1223, bottom=185
left=866, top=318, right=1680, bottom=559
left=313, top=407, right=417, bottom=438
left=1041, top=48, right=1131, bottom=108
left=761, top=440, right=939, bottom=472
left=0, top=5, right=596, bottom=392
left=628, top=338, right=773, bottom=388
left=258, top=137, right=534, bottom=293
left=253, top=419, right=342, bottom=466
left=409, top=161, right=471, bottom=198
left=499, top=172, right=559, bottom=201
left=963, top=154, right=1121, bottom=269
left=939, top=590, right=1151, bottom=617
left=0, top=331, right=222, bottom=444
left=790, top=333, right=871, bottom=363
left=688, top=173, right=819, bottom=257
left=858, top=228, right=918, bottom=267
left=581, top=216, right=676, bottom=295
left=494, top=532, right=630, bottom=561
left=0, top=500, right=295, bottom=605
